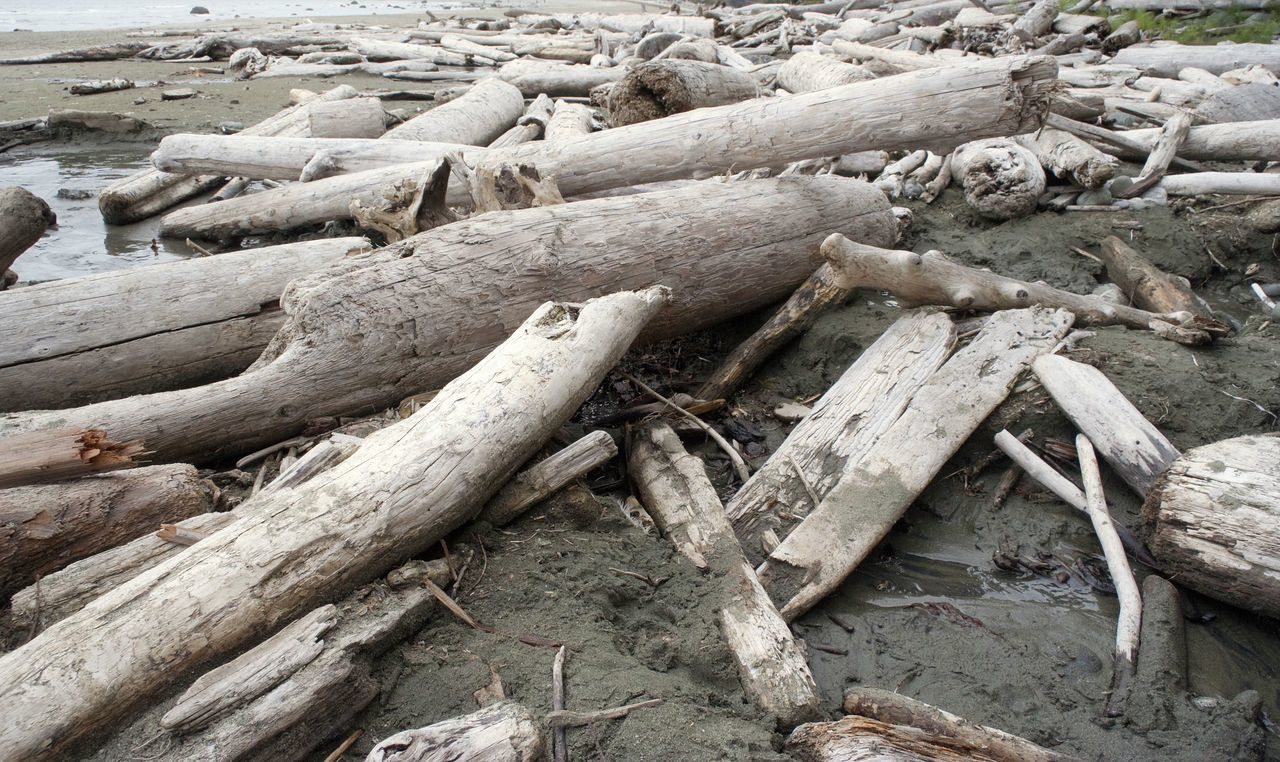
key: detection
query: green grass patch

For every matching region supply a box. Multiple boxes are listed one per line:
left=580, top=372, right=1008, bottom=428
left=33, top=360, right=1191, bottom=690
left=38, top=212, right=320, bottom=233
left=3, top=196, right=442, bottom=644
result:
left=1088, top=5, right=1280, bottom=45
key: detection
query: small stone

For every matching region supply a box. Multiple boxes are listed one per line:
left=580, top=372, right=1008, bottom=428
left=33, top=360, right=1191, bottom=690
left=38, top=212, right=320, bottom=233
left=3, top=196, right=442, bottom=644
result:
left=773, top=402, right=813, bottom=422
left=218, top=121, right=243, bottom=134
left=161, top=88, right=198, bottom=101
left=1076, top=188, right=1111, bottom=206
left=1141, top=187, right=1168, bottom=205
left=133, top=97, right=146, bottom=105
left=55, top=188, right=94, bottom=200
left=190, top=5, right=209, bottom=13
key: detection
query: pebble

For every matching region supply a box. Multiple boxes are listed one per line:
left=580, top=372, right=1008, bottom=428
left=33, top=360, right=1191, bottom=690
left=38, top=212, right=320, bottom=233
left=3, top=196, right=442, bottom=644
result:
left=773, top=402, right=813, bottom=422
left=161, top=88, right=198, bottom=101
left=1076, top=188, right=1111, bottom=206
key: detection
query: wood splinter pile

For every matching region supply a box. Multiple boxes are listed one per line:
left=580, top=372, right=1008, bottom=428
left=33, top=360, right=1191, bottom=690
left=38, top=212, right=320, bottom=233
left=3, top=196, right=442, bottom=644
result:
left=1, top=0, right=1278, bottom=760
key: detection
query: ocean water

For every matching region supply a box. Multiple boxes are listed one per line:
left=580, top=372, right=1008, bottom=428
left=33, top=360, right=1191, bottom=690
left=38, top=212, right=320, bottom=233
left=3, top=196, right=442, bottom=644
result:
left=0, top=0, right=479, bottom=32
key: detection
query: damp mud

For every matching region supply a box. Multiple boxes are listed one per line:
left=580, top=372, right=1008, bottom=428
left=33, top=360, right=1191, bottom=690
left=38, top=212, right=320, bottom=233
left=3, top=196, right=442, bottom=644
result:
left=3, top=9, right=1280, bottom=762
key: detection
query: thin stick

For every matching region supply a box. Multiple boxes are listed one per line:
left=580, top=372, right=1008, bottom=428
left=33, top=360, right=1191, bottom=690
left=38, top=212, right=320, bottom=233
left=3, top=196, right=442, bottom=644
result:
left=619, top=371, right=750, bottom=482
left=546, top=698, right=663, bottom=729
left=1076, top=434, right=1143, bottom=717
left=788, top=454, right=821, bottom=510
left=323, top=728, right=363, bottom=762
left=552, top=646, right=568, bottom=762
left=420, top=577, right=483, bottom=630
left=235, top=435, right=309, bottom=469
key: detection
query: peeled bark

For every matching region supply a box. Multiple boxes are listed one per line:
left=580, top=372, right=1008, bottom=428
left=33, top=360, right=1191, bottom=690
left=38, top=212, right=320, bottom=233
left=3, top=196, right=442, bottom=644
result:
left=99, top=85, right=359, bottom=224
left=609, top=59, right=760, bottom=126
left=0, top=288, right=668, bottom=762
left=0, top=464, right=217, bottom=600
left=0, top=428, right=145, bottom=489
left=1143, top=434, right=1280, bottom=618
left=0, top=238, right=368, bottom=411
left=9, top=178, right=897, bottom=466
left=631, top=423, right=822, bottom=730
left=951, top=138, right=1046, bottom=220
left=0, top=186, right=55, bottom=280
left=383, top=77, right=524, bottom=144
left=366, top=702, right=545, bottom=762
left=158, top=56, right=1057, bottom=240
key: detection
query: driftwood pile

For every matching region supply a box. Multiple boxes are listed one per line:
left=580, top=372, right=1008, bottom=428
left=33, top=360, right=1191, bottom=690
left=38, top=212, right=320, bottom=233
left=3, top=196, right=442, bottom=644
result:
left=2, top=2, right=1279, bottom=760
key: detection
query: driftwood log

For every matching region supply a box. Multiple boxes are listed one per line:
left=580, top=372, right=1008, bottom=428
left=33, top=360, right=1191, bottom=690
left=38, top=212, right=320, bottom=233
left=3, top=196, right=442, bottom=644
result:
left=496, top=59, right=625, bottom=97
left=366, top=702, right=545, bottom=762
left=0, top=427, right=145, bottom=489
left=630, top=422, right=822, bottom=729
left=99, top=84, right=359, bottom=224
left=1015, top=127, right=1117, bottom=189
left=0, top=186, right=55, bottom=283
left=6, top=177, right=896, bottom=466
left=0, top=237, right=368, bottom=411
left=776, top=51, right=874, bottom=94
left=1098, top=236, right=1212, bottom=319
left=608, top=59, right=760, bottom=126
left=382, top=78, right=524, bottom=144
left=478, top=430, right=617, bottom=526
left=1143, top=434, right=1280, bottom=618
left=0, top=464, right=218, bottom=600
left=759, top=307, right=1074, bottom=620
left=0, top=288, right=668, bottom=761
left=156, top=56, right=1057, bottom=240
left=1111, top=42, right=1280, bottom=77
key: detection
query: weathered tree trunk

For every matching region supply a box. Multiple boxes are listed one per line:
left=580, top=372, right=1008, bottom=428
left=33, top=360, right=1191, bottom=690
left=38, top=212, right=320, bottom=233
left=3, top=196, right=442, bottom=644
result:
left=348, top=37, right=477, bottom=66
left=543, top=100, right=594, bottom=143
left=1158, top=171, right=1280, bottom=196
left=0, top=187, right=53, bottom=285
left=0, top=42, right=150, bottom=65
left=1111, top=42, right=1280, bottom=77
left=99, top=85, right=359, bottom=224
left=1143, top=434, right=1280, bottom=618
left=820, top=235, right=1188, bottom=329
left=383, top=78, right=524, bottom=144
left=153, top=135, right=471, bottom=182
left=0, top=237, right=368, bottom=412
left=609, top=59, right=760, bottom=126
left=1116, top=110, right=1192, bottom=199
left=496, top=59, right=626, bottom=97
left=0, top=464, right=217, bottom=600
left=1099, top=236, right=1212, bottom=318
left=630, top=422, right=822, bottom=729
left=478, top=430, right=617, bottom=526
left=759, top=307, right=1073, bottom=621
left=1113, top=119, right=1280, bottom=162
left=1032, top=353, right=1182, bottom=498
left=487, top=93, right=555, bottom=148
left=1015, top=127, right=1117, bottom=189
left=9, top=178, right=896, bottom=466
left=724, top=310, right=955, bottom=560
left=440, top=33, right=516, bottom=62
left=367, top=702, right=545, bottom=762
left=950, top=138, right=1046, bottom=220
left=776, top=51, right=875, bottom=94
left=839, top=687, right=1084, bottom=762
left=307, top=98, right=386, bottom=139
left=0, top=288, right=667, bottom=762
left=0, top=428, right=145, bottom=489
left=158, top=56, right=1057, bottom=239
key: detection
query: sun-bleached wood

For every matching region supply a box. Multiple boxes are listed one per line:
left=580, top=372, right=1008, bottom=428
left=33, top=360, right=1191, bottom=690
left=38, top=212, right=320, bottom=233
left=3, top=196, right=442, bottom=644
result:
left=0, top=464, right=216, bottom=599
left=631, top=422, right=822, bottom=729
left=487, top=93, right=555, bottom=148
left=543, top=100, right=594, bottom=143
left=724, top=311, right=955, bottom=561
left=11, top=178, right=897, bottom=466
left=1157, top=171, right=1280, bottom=196
left=776, top=50, right=874, bottom=93
left=1143, top=435, right=1280, bottom=618
left=0, top=288, right=667, bottom=761
left=609, top=59, right=760, bottom=126
left=383, top=78, right=524, bottom=144
left=1116, top=110, right=1191, bottom=199
left=1032, top=353, right=1181, bottom=498
left=0, top=237, right=367, bottom=411
left=366, top=702, right=545, bottom=762
left=348, top=37, right=481, bottom=66
left=950, top=138, right=1046, bottom=219
left=478, top=430, right=617, bottom=526
left=1015, top=127, right=1117, bottom=188
left=1114, top=119, right=1280, bottom=162
left=157, top=56, right=1056, bottom=239
left=820, top=235, right=1189, bottom=329
left=786, top=715, right=1053, bottom=761
left=306, top=97, right=386, bottom=139
left=99, top=85, right=359, bottom=224
left=1111, top=42, right=1280, bottom=77
left=760, top=307, right=1073, bottom=621
left=496, top=59, right=626, bottom=97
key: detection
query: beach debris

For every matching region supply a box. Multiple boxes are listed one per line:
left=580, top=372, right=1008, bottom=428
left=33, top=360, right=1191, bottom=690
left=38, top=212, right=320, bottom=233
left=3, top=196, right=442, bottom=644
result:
left=68, top=78, right=134, bottom=95
left=0, top=186, right=54, bottom=287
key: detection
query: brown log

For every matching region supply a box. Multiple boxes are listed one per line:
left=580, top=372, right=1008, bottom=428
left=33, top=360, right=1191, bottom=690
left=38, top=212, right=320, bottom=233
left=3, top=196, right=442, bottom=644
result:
left=609, top=59, right=759, bottom=127
left=1099, top=236, right=1212, bottom=318
left=0, top=428, right=145, bottom=489
left=0, top=464, right=217, bottom=600
left=478, top=429, right=617, bottom=526
left=0, top=187, right=55, bottom=281
left=1143, top=434, right=1280, bottom=618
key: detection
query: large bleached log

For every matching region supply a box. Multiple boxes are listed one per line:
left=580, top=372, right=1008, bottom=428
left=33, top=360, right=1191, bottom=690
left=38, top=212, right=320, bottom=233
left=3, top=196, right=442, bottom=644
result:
left=0, top=187, right=56, bottom=282
left=348, top=37, right=477, bottom=66
left=608, top=60, right=760, bottom=126
left=1111, top=42, right=1280, bottom=77
left=1033, top=354, right=1181, bottom=498
left=1143, top=435, right=1280, bottom=618
left=0, top=288, right=668, bottom=762
left=566, top=12, right=715, bottom=37
left=819, top=235, right=1189, bottom=329
left=383, top=78, right=524, bottom=144
left=724, top=311, right=955, bottom=561
left=367, top=702, right=545, bottom=762
left=759, top=307, right=1073, bottom=621
left=1105, top=120, right=1280, bottom=161
left=631, top=422, right=822, bottom=730
left=950, top=138, right=1046, bottom=219
left=8, top=178, right=896, bottom=466
left=153, top=135, right=472, bottom=181
left=1157, top=171, right=1280, bottom=196
left=0, top=238, right=368, bottom=412
left=775, top=50, right=875, bottom=93
left=307, top=97, right=387, bottom=139
left=158, top=56, right=1057, bottom=239
left=1015, top=127, right=1118, bottom=188
left=496, top=59, right=626, bottom=97
left=99, top=85, right=359, bottom=224
left=0, top=464, right=217, bottom=600
left=0, top=41, right=150, bottom=65
left=0, top=427, right=145, bottom=489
